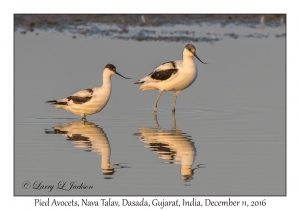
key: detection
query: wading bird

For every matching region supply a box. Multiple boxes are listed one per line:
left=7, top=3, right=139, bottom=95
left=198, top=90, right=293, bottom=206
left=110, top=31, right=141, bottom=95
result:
left=46, top=64, right=131, bottom=120
left=134, top=44, right=207, bottom=112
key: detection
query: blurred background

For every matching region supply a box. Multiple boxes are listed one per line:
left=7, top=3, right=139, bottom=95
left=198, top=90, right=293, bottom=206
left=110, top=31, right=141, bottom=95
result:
left=14, top=14, right=285, bottom=42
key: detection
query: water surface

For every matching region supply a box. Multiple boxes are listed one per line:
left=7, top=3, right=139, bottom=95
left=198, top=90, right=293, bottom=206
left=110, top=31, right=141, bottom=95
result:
left=14, top=23, right=285, bottom=196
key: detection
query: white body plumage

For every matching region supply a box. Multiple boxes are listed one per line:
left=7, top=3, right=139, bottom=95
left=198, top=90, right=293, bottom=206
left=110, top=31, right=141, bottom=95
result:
left=134, top=44, right=206, bottom=111
left=46, top=64, right=131, bottom=120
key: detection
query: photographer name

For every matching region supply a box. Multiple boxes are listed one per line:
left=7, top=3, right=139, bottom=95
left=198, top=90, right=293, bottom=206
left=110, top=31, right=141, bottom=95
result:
left=30, top=181, right=93, bottom=192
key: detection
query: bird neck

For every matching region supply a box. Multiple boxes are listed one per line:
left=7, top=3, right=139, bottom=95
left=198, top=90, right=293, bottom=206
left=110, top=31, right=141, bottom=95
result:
left=182, top=55, right=195, bottom=66
left=183, top=51, right=194, bottom=62
left=102, top=72, right=112, bottom=89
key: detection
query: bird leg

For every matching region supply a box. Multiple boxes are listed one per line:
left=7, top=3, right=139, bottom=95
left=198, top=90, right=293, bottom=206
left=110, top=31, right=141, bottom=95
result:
left=172, top=95, right=177, bottom=112
left=172, top=111, right=177, bottom=129
left=81, top=114, right=87, bottom=122
left=154, top=91, right=162, bottom=112
left=172, top=91, right=181, bottom=112
left=153, top=111, right=161, bottom=129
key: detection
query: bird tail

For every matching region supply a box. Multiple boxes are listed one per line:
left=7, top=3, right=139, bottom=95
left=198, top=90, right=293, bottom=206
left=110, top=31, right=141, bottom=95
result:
left=46, top=100, right=67, bottom=105
left=46, top=100, right=57, bottom=103
left=134, top=81, right=144, bottom=84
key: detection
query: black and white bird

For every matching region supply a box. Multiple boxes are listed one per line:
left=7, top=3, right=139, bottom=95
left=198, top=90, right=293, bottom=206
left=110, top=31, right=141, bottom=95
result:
left=46, top=64, right=131, bottom=120
left=134, top=44, right=207, bottom=112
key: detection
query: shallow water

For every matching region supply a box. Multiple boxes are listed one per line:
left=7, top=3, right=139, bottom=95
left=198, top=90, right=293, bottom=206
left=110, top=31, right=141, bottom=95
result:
left=14, top=24, right=285, bottom=196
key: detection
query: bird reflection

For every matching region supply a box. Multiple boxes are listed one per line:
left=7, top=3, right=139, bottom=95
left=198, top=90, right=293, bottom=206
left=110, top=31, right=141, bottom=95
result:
left=135, top=112, right=203, bottom=182
left=45, top=120, right=128, bottom=179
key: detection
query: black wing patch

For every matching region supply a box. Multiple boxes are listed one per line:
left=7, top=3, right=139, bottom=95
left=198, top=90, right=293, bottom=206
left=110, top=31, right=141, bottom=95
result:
left=161, top=61, right=176, bottom=68
left=66, top=134, right=90, bottom=142
left=150, top=69, right=178, bottom=81
left=45, top=129, right=67, bottom=134
left=84, top=88, right=93, bottom=94
left=67, top=96, right=92, bottom=104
